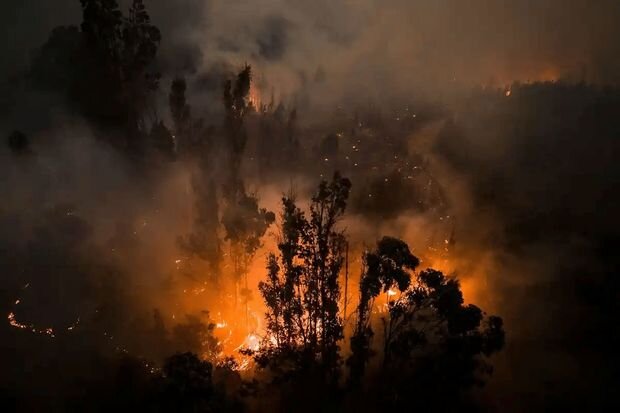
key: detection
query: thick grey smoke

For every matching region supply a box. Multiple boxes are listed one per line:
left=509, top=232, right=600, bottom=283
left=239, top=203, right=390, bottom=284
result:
left=151, top=0, right=620, bottom=107
left=3, top=0, right=620, bottom=105
left=1, top=1, right=619, bottom=411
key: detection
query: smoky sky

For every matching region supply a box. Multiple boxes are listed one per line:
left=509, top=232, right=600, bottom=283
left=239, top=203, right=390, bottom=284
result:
left=3, top=0, right=620, bottom=96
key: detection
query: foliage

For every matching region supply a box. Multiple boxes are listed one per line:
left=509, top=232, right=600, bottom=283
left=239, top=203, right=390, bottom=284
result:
left=222, top=192, right=275, bottom=258
left=158, top=352, right=217, bottom=411
left=223, top=65, right=253, bottom=198
left=168, top=76, right=210, bottom=154
left=256, top=172, right=352, bottom=385
left=80, top=352, right=243, bottom=412
left=6, top=4, right=512, bottom=411
left=178, top=179, right=223, bottom=281
left=31, top=0, right=161, bottom=148
left=354, top=262, right=505, bottom=410
left=171, top=314, right=221, bottom=362
left=348, top=236, right=420, bottom=385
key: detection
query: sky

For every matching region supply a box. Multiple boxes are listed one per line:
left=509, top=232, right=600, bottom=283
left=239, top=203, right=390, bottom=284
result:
left=3, top=0, right=620, bottom=99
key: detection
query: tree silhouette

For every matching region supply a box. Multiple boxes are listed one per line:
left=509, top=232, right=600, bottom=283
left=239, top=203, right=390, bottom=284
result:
left=178, top=178, right=223, bottom=283
left=169, top=76, right=202, bottom=155
left=170, top=77, right=224, bottom=283
left=32, top=0, right=161, bottom=151
left=348, top=236, right=419, bottom=385
left=353, top=262, right=505, bottom=410
left=171, top=313, right=221, bottom=362
left=222, top=65, right=252, bottom=199
left=222, top=191, right=275, bottom=318
left=158, top=352, right=242, bottom=412
left=162, top=352, right=214, bottom=401
left=256, top=172, right=352, bottom=386
left=260, top=196, right=306, bottom=348
left=255, top=102, right=301, bottom=179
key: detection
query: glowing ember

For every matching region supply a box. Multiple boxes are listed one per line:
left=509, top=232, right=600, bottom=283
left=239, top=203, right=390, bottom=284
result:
left=8, top=312, right=56, bottom=337
left=249, top=82, right=261, bottom=108
left=246, top=334, right=260, bottom=352
left=8, top=312, right=27, bottom=329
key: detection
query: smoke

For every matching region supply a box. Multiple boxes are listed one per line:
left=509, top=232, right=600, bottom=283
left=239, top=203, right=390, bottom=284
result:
left=6, top=0, right=620, bottom=111
left=421, top=85, right=620, bottom=410
left=2, top=1, right=620, bottom=410
left=144, top=0, right=620, bottom=106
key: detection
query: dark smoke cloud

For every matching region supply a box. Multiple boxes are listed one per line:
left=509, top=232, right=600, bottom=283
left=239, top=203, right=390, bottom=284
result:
left=172, top=0, right=620, bottom=104
left=1, top=1, right=620, bottom=411
left=4, top=0, right=620, bottom=105
left=425, top=84, right=620, bottom=410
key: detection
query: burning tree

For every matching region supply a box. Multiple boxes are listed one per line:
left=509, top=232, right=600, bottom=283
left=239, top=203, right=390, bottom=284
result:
left=256, top=172, right=352, bottom=384
left=222, top=191, right=275, bottom=320
left=349, top=240, right=505, bottom=410
left=173, top=75, right=223, bottom=282
left=171, top=314, right=221, bottom=362
left=348, top=236, right=420, bottom=385
left=220, top=65, right=277, bottom=313
left=252, top=178, right=503, bottom=409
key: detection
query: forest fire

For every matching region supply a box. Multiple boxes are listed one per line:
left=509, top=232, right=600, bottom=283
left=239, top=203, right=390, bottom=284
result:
left=7, top=311, right=56, bottom=338
left=248, top=82, right=262, bottom=109
left=3, top=0, right=618, bottom=411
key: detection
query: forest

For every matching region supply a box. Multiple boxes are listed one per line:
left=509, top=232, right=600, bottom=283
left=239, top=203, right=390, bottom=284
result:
left=2, top=1, right=619, bottom=412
